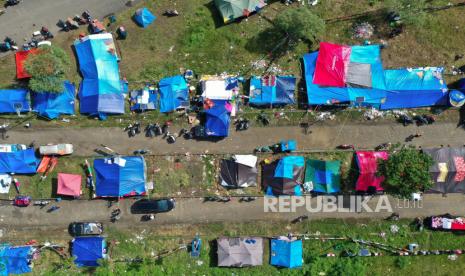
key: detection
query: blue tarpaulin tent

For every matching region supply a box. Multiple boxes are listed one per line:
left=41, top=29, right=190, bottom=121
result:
left=249, top=76, right=296, bottom=106
left=134, top=8, right=156, bottom=28
left=0, top=89, right=30, bottom=114
left=274, top=156, right=305, bottom=179
left=32, top=81, right=75, bottom=119
left=0, top=148, right=38, bottom=174
left=270, top=239, right=303, bottom=268
left=159, top=75, right=189, bottom=113
left=94, top=156, right=146, bottom=197
left=379, top=68, right=448, bottom=110
left=0, top=245, right=33, bottom=275
left=304, top=159, right=341, bottom=194
left=72, top=237, right=107, bottom=267
left=130, top=85, right=157, bottom=111
left=263, top=156, right=305, bottom=196
left=74, top=33, right=124, bottom=119
left=205, top=102, right=230, bottom=137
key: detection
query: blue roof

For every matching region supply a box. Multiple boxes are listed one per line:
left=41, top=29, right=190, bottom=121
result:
left=205, top=102, right=230, bottom=137
left=274, top=156, right=305, bottom=179
left=249, top=76, right=296, bottom=105
left=380, top=68, right=448, bottom=110
left=270, top=239, right=303, bottom=268
left=0, top=245, right=33, bottom=275
left=0, top=89, right=30, bottom=114
left=74, top=34, right=124, bottom=118
left=0, top=148, right=38, bottom=174
left=158, top=75, right=189, bottom=113
left=134, top=8, right=156, bottom=28
left=72, top=237, right=106, bottom=267
left=94, top=156, right=146, bottom=197
left=130, top=86, right=157, bottom=111
left=32, top=81, right=75, bottom=119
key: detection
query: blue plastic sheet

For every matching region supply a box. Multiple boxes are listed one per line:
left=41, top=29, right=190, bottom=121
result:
left=94, top=156, right=146, bottom=197
left=0, top=245, right=32, bottom=275
left=274, top=156, right=304, bottom=179
left=72, top=237, right=106, bottom=267
left=32, top=81, right=75, bottom=119
left=158, top=75, right=189, bottom=113
left=0, top=89, right=30, bottom=114
left=249, top=76, right=296, bottom=105
left=0, top=148, right=38, bottom=174
left=270, top=239, right=303, bottom=268
left=205, top=102, right=230, bottom=137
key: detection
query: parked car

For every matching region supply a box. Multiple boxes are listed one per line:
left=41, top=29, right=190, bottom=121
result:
left=39, top=143, right=73, bottom=156
left=69, top=222, right=103, bottom=236
left=130, top=198, right=176, bottom=214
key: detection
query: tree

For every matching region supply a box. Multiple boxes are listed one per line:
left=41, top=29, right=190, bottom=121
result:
left=385, top=0, right=431, bottom=27
left=24, top=45, right=71, bottom=93
left=378, top=144, right=433, bottom=198
left=273, top=7, right=325, bottom=46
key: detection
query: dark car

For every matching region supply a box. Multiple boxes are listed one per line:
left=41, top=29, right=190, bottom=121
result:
left=69, top=222, right=103, bottom=236
left=130, top=198, right=176, bottom=214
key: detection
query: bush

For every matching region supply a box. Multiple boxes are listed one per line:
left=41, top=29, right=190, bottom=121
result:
left=273, top=7, right=325, bottom=45
left=24, top=45, right=70, bottom=93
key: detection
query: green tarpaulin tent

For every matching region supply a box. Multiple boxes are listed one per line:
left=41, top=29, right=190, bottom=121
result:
left=304, top=159, right=341, bottom=194
left=214, top=0, right=267, bottom=23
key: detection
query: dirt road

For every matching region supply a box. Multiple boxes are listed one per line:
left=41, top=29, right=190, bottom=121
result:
left=6, top=122, right=465, bottom=155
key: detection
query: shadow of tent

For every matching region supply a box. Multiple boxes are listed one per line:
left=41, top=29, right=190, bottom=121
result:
left=51, top=177, right=59, bottom=198
left=208, top=239, right=217, bottom=267
left=204, top=1, right=225, bottom=29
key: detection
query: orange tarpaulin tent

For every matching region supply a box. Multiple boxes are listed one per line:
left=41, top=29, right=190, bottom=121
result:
left=15, top=48, right=38, bottom=79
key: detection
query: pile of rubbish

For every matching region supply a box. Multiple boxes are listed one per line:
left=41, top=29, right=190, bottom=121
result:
left=353, top=22, right=375, bottom=40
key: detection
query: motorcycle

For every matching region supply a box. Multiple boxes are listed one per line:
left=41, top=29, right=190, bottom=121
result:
left=336, top=144, right=354, bottom=150
left=163, top=9, right=179, bottom=17
left=235, top=118, right=250, bottom=131
left=239, top=197, right=256, bottom=202
left=66, top=17, right=79, bottom=30
left=110, top=208, right=121, bottom=223
left=5, top=0, right=21, bottom=7
left=40, top=27, right=54, bottom=39
left=73, top=15, right=87, bottom=25
left=57, top=19, right=70, bottom=32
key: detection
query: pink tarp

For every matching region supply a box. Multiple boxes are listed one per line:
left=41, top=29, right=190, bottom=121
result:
left=313, top=42, right=352, bottom=87
left=57, top=173, right=82, bottom=197
left=355, top=151, right=388, bottom=192
left=15, top=49, right=38, bottom=79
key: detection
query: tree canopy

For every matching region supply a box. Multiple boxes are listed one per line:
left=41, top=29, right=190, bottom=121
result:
left=24, top=45, right=71, bottom=93
left=378, top=144, right=433, bottom=198
left=273, top=7, right=325, bottom=45
left=385, top=0, right=432, bottom=27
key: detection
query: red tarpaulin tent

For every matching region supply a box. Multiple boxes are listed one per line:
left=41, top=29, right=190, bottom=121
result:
left=313, top=42, right=352, bottom=87
left=15, top=49, right=38, bottom=79
left=57, top=173, right=82, bottom=197
left=355, top=151, right=388, bottom=192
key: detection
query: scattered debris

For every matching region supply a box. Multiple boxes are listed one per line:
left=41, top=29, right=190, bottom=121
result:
left=353, top=22, right=375, bottom=39
left=363, top=108, right=384, bottom=120
left=390, top=225, right=399, bottom=234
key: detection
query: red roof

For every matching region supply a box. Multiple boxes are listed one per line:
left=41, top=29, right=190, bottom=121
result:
left=15, top=49, right=39, bottom=79
left=355, top=151, right=388, bottom=192
left=313, top=42, right=352, bottom=87
left=57, top=173, right=82, bottom=197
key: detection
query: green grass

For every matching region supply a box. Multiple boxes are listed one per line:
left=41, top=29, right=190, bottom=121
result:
left=29, top=218, right=465, bottom=275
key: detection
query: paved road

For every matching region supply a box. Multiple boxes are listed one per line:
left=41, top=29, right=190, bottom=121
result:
left=6, top=121, right=465, bottom=156
left=0, top=194, right=462, bottom=239
left=0, top=0, right=129, bottom=54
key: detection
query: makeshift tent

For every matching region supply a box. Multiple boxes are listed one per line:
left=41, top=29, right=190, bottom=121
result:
left=262, top=156, right=305, bottom=196
left=130, top=85, right=157, bottom=111
left=217, top=237, right=263, bottom=267
left=201, top=76, right=238, bottom=100
left=304, top=159, right=341, bottom=194
left=0, top=89, right=30, bottom=114
left=15, top=49, right=38, bottom=79
left=94, top=156, right=146, bottom=197
left=57, top=173, right=82, bottom=197
left=379, top=68, right=448, bottom=109
left=304, top=42, right=450, bottom=109
left=220, top=155, right=258, bottom=188
left=355, top=151, right=388, bottom=193
left=134, top=8, right=156, bottom=28
left=32, top=81, right=75, bottom=119
left=0, top=147, right=38, bottom=174
left=422, top=147, right=465, bottom=193
left=249, top=75, right=296, bottom=106
left=430, top=215, right=465, bottom=231
left=215, top=0, right=267, bottom=23
left=74, top=33, right=124, bottom=118
left=205, top=102, right=231, bottom=137
left=270, top=238, right=303, bottom=268
left=158, top=75, right=189, bottom=113
left=72, top=237, right=107, bottom=267
left=0, top=245, right=33, bottom=275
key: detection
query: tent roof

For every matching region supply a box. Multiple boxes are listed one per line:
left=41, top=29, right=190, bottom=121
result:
left=214, top=0, right=267, bottom=23
left=72, top=237, right=106, bottom=267
left=158, top=75, right=189, bottom=113
left=0, top=148, right=39, bottom=174
left=249, top=76, right=296, bottom=105
left=130, top=87, right=157, bottom=111
left=423, top=147, right=465, bottom=193
left=274, top=156, right=305, bottom=179
left=262, top=157, right=305, bottom=196
left=15, top=49, right=38, bottom=79
left=0, top=245, right=33, bottom=275
left=217, top=237, right=263, bottom=267
left=205, top=103, right=231, bottom=137
left=134, top=7, right=156, bottom=28
left=57, top=173, right=82, bottom=197
left=355, top=151, right=388, bottom=192
left=94, top=156, right=146, bottom=197
left=313, top=42, right=352, bottom=87
left=0, top=89, right=30, bottom=114
left=305, top=159, right=341, bottom=194
left=220, top=159, right=257, bottom=188
left=32, top=81, right=75, bottom=119
left=270, top=238, right=303, bottom=268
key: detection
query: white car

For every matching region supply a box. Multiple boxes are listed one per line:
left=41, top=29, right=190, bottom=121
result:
left=39, top=144, right=73, bottom=156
